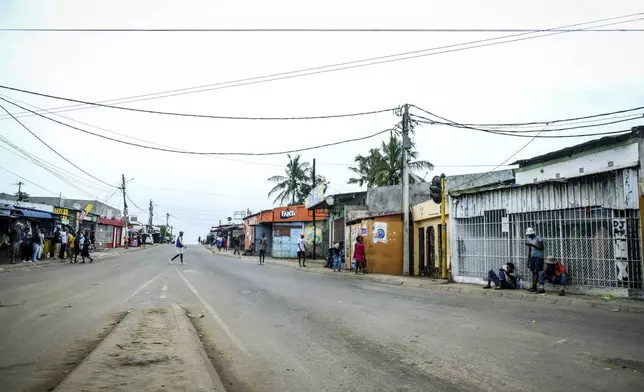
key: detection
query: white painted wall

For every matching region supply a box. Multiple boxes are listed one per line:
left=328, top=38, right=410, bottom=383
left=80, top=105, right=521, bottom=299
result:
left=515, top=142, right=639, bottom=185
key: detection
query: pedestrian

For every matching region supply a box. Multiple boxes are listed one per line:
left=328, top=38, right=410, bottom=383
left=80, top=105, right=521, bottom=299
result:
left=525, top=227, right=544, bottom=293
left=539, top=256, right=569, bottom=296
left=216, top=235, right=223, bottom=252
left=170, top=231, right=186, bottom=264
left=20, top=226, right=32, bottom=262
left=233, top=236, right=241, bottom=255
left=32, top=228, right=42, bottom=264
left=297, top=233, right=307, bottom=267
left=37, top=228, right=45, bottom=260
left=483, top=262, right=517, bottom=290
left=332, top=242, right=342, bottom=272
left=59, top=226, right=68, bottom=260
left=198, top=236, right=201, bottom=245
left=90, top=231, right=96, bottom=252
left=52, top=226, right=61, bottom=258
left=354, top=235, right=366, bottom=274
left=73, top=231, right=82, bottom=263
left=8, top=225, right=20, bottom=264
left=223, top=237, right=228, bottom=251
left=80, top=230, right=94, bottom=263
left=259, top=233, right=268, bottom=265
left=67, top=231, right=76, bottom=263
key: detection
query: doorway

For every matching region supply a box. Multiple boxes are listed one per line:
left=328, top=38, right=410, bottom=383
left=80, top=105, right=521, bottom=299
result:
left=418, top=227, right=425, bottom=275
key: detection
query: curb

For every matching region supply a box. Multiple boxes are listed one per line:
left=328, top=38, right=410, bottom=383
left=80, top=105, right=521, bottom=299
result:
left=208, top=247, right=644, bottom=315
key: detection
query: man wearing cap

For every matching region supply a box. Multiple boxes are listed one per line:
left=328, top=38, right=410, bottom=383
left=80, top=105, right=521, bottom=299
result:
left=170, top=231, right=187, bottom=264
left=539, top=256, right=568, bottom=296
left=525, top=227, right=544, bottom=293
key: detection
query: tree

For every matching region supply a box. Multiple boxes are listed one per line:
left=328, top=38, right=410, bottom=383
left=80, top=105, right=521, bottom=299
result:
left=298, top=175, right=329, bottom=203
left=347, top=133, right=433, bottom=188
left=15, top=191, right=29, bottom=201
left=268, top=154, right=311, bottom=205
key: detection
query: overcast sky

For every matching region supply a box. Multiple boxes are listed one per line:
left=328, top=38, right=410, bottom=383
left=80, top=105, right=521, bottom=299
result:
left=1, top=0, right=643, bottom=243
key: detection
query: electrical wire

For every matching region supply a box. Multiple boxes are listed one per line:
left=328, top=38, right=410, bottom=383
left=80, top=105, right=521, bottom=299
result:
left=0, top=165, right=59, bottom=196
left=0, top=102, right=118, bottom=188
left=0, top=97, right=397, bottom=156
left=130, top=184, right=257, bottom=199
left=410, top=105, right=644, bottom=128
left=449, top=125, right=548, bottom=192
left=0, top=86, right=396, bottom=120
left=2, top=12, right=641, bottom=120
left=3, top=28, right=644, bottom=32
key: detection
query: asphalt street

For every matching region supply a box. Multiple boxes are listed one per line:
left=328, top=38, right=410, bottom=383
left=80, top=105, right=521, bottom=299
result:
left=0, top=245, right=643, bottom=392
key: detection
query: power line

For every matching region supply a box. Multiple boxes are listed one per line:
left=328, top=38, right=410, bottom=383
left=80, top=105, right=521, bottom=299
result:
left=450, top=125, right=548, bottom=192
left=0, top=165, right=59, bottom=196
left=0, top=97, right=397, bottom=156
left=0, top=102, right=118, bottom=187
left=1, top=12, right=641, bottom=120
left=3, top=27, right=643, bottom=33
left=410, top=104, right=644, bottom=128
left=0, top=86, right=396, bottom=120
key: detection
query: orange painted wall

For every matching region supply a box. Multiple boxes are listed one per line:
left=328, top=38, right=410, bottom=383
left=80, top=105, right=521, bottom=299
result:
left=347, top=214, right=403, bottom=275
left=271, top=205, right=328, bottom=222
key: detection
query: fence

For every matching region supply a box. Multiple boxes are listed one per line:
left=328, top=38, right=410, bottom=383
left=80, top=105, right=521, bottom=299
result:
left=453, top=206, right=642, bottom=290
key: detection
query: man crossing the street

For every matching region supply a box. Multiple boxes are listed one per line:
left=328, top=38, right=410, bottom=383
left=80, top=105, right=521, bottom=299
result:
left=170, top=231, right=187, bottom=265
left=297, top=233, right=307, bottom=267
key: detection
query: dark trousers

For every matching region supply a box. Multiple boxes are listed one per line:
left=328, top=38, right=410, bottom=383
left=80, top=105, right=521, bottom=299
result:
left=259, top=249, right=266, bottom=264
left=21, top=243, right=32, bottom=261
left=234, top=246, right=240, bottom=255
left=298, top=250, right=306, bottom=266
left=59, top=244, right=67, bottom=259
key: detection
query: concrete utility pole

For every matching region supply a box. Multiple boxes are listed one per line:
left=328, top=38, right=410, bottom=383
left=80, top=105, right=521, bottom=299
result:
left=16, top=181, right=24, bottom=200
left=148, top=199, right=154, bottom=233
left=402, top=104, right=411, bottom=275
left=312, top=158, right=316, bottom=260
left=121, top=174, right=128, bottom=248
left=166, top=213, right=170, bottom=242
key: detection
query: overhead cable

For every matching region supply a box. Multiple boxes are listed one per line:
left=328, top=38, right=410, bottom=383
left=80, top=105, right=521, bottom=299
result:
left=0, top=97, right=397, bottom=156
left=0, top=165, right=59, bottom=196
left=1, top=12, right=642, bottom=120
left=3, top=28, right=643, bottom=32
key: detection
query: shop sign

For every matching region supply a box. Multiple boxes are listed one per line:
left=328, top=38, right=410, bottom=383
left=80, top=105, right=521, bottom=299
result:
left=280, top=210, right=296, bottom=219
left=79, top=203, right=94, bottom=221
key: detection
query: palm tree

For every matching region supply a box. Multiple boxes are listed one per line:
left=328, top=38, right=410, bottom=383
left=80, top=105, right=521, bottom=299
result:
left=268, top=154, right=311, bottom=205
left=348, top=133, right=433, bottom=187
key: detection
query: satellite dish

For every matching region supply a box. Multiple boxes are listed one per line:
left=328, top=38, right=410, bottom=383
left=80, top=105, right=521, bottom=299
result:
left=73, top=203, right=81, bottom=210
left=325, top=195, right=335, bottom=206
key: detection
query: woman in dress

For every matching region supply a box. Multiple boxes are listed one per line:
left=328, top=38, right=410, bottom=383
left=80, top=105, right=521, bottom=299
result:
left=354, top=236, right=366, bottom=274
left=81, top=230, right=94, bottom=263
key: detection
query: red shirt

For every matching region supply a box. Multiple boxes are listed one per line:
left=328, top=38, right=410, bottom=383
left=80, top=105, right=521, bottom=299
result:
left=354, top=242, right=365, bottom=262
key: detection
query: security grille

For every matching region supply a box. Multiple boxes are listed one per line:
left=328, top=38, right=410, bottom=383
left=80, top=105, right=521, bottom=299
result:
left=454, top=207, right=642, bottom=289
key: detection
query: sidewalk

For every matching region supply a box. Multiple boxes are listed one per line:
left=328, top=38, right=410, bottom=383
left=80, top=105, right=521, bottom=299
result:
left=0, top=245, right=154, bottom=272
left=208, top=246, right=644, bottom=314
left=55, top=304, right=225, bottom=392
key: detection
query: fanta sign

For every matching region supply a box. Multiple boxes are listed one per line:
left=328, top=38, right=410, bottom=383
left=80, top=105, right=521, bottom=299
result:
left=280, top=210, right=296, bottom=219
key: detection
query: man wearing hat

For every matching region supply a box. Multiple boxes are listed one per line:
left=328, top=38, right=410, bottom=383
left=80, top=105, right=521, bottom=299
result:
left=539, top=256, right=568, bottom=296
left=525, top=227, right=544, bottom=292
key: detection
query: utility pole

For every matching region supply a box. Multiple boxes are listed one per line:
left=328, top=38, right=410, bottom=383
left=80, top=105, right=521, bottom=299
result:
left=166, top=213, right=170, bottom=243
left=312, top=158, right=316, bottom=261
left=16, top=181, right=24, bottom=200
left=402, top=104, right=411, bottom=275
left=121, top=174, right=128, bottom=248
left=440, top=173, right=448, bottom=279
left=148, top=199, right=153, bottom=233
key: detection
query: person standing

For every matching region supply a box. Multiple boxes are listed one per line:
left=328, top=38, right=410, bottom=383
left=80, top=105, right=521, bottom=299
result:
left=32, top=228, right=42, bottom=264
left=259, top=233, right=268, bottom=265
left=37, top=228, right=45, bottom=260
left=67, top=231, right=76, bottom=263
left=525, top=227, right=544, bottom=293
left=73, top=231, right=82, bottom=263
left=332, top=242, right=342, bottom=272
left=354, top=236, right=366, bottom=274
left=8, top=226, right=20, bottom=264
left=20, top=227, right=32, bottom=262
left=59, top=227, right=68, bottom=260
left=52, top=226, right=61, bottom=258
left=297, top=233, right=307, bottom=267
left=80, top=230, right=94, bottom=263
left=170, top=231, right=186, bottom=264
left=233, top=236, right=241, bottom=255
left=90, top=231, right=96, bottom=252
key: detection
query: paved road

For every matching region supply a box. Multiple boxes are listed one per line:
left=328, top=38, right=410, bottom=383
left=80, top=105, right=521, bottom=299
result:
left=0, top=245, right=643, bottom=392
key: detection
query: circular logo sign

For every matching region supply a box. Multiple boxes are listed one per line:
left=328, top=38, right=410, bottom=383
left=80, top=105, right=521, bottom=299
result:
left=375, top=228, right=386, bottom=239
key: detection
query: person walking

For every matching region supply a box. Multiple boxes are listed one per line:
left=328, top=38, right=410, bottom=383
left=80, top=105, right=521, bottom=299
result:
left=233, top=236, right=241, bottom=255
left=80, top=230, right=94, bottom=263
left=170, top=231, right=186, bottom=264
left=525, top=227, right=544, bottom=293
left=67, top=231, right=76, bottom=263
left=73, top=231, right=82, bottom=263
left=297, top=233, right=307, bottom=267
left=259, top=233, right=268, bottom=265
left=32, top=228, right=42, bottom=264
left=59, top=227, right=68, bottom=260
left=354, top=236, right=366, bottom=274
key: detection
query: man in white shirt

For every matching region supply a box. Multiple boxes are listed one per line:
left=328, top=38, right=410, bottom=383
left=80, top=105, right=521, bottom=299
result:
left=59, top=227, right=68, bottom=260
left=297, top=233, right=307, bottom=267
left=170, top=231, right=187, bottom=264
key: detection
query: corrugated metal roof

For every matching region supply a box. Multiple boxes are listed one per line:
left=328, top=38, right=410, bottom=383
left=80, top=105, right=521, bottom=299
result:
left=452, top=168, right=638, bottom=218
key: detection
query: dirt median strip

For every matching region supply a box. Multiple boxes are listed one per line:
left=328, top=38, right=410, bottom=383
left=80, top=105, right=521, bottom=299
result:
left=54, top=304, right=226, bottom=392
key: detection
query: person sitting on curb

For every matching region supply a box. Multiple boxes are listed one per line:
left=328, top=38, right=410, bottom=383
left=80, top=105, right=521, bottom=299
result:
left=483, top=262, right=517, bottom=290
left=539, top=256, right=568, bottom=296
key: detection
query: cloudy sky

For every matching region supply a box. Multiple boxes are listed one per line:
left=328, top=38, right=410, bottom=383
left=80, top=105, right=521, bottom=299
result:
left=1, top=0, right=643, bottom=243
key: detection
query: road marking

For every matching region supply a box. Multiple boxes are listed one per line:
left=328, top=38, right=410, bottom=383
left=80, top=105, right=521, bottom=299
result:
left=121, top=271, right=164, bottom=304
left=174, top=266, right=246, bottom=352
left=160, top=281, right=168, bottom=299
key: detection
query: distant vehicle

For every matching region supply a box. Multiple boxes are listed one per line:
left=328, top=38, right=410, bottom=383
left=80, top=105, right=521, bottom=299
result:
left=145, top=235, right=154, bottom=245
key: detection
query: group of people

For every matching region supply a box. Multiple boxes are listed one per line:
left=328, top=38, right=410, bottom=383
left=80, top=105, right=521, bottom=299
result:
left=323, top=235, right=367, bottom=274
left=3, top=223, right=95, bottom=264
left=484, top=227, right=569, bottom=296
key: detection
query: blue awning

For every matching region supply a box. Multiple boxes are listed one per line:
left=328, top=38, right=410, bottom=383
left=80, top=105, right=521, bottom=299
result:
left=18, top=209, right=53, bottom=219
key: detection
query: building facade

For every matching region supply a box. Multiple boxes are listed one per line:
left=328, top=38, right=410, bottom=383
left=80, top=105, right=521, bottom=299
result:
left=411, top=200, right=450, bottom=277
left=448, top=127, right=644, bottom=297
